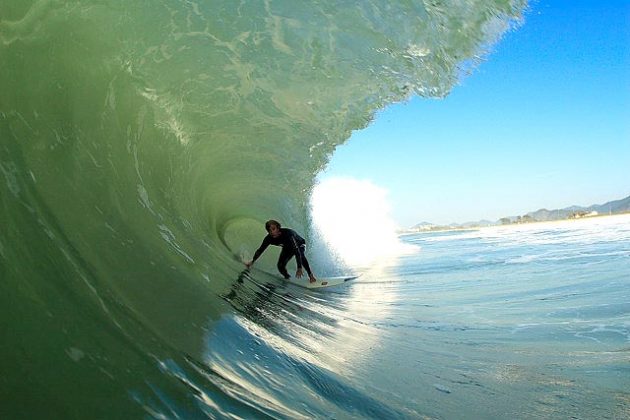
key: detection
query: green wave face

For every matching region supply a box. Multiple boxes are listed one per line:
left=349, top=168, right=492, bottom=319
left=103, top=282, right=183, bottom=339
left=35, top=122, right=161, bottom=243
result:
left=0, top=0, right=525, bottom=417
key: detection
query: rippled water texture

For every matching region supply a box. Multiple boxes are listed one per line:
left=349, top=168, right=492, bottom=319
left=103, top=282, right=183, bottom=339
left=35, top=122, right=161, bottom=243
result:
left=167, top=215, right=630, bottom=418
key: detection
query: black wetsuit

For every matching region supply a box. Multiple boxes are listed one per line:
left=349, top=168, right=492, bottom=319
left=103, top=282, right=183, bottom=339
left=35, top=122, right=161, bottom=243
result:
left=251, top=228, right=313, bottom=279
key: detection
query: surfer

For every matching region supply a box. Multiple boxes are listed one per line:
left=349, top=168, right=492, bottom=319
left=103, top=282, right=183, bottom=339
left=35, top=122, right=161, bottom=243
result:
left=245, top=220, right=317, bottom=283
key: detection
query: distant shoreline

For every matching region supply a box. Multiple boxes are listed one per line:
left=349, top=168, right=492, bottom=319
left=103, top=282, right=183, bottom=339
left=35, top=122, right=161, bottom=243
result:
left=400, top=212, right=630, bottom=234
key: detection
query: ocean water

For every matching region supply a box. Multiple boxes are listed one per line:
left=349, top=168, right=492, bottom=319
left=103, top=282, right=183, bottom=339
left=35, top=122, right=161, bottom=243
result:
left=4, top=0, right=629, bottom=418
left=210, top=216, right=630, bottom=418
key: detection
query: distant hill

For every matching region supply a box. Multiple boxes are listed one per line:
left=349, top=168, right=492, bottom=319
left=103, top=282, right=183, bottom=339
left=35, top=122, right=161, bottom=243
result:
left=406, top=194, right=630, bottom=232
left=514, top=195, right=630, bottom=223
left=593, top=195, right=630, bottom=213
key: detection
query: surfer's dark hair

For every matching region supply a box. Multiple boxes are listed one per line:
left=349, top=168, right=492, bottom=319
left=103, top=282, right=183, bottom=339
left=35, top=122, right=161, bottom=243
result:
left=265, top=219, right=281, bottom=232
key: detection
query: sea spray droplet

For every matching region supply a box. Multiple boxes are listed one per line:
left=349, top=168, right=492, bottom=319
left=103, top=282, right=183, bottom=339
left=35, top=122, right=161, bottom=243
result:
left=66, top=347, right=85, bottom=362
left=0, top=161, right=21, bottom=197
left=433, top=384, right=451, bottom=394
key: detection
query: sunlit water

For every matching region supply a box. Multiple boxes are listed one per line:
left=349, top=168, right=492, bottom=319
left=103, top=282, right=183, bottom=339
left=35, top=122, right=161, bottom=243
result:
left=198, top=215, right=630, bottom=418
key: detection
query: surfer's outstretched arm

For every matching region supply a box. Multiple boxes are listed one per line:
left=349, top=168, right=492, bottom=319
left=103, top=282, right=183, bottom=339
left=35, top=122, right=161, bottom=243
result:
left=246, top=236, right=271, bottom=268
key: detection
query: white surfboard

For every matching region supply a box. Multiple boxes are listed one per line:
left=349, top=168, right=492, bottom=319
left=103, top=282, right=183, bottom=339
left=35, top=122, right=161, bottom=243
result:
left=285, top=275, right=359, bottom=289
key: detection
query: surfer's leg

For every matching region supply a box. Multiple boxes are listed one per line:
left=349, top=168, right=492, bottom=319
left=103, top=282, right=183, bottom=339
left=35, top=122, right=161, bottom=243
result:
left=297, top=247, right=313, bottom=276
left=277, top=248, right=293, bottom=279
left=298, top=246, right=316, bottom=282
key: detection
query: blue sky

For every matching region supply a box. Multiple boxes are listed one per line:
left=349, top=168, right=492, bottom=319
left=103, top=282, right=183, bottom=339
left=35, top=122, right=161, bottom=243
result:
left=318, top=0, right=630, bottom=227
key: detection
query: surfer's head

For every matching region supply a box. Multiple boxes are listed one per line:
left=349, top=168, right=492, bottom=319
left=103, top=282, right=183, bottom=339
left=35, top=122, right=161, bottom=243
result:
left=265, top=220, right=282, bottom=237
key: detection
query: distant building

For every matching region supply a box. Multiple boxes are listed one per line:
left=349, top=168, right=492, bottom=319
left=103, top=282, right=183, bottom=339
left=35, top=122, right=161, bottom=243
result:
left=570, top=210, right=598, bottom=219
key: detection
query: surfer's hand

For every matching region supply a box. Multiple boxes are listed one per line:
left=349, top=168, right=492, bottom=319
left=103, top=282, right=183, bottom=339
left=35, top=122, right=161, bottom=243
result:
left=245, top=260, right=253, bottom=268
left=296, top=268, right=303, bottom=278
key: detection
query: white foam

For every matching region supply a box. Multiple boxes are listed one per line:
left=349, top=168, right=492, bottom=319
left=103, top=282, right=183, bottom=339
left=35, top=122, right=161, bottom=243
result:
left=310, top=177, right=414, bottom=268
